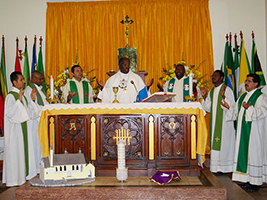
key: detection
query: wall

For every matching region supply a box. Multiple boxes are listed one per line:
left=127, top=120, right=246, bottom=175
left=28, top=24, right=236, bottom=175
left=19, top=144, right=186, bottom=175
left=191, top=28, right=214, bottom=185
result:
left=0, top=0, right=266, bottom=94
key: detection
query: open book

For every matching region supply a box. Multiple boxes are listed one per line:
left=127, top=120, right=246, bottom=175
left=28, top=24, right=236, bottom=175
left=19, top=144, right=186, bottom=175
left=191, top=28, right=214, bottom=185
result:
left=141, top=92, right=176, bottom=102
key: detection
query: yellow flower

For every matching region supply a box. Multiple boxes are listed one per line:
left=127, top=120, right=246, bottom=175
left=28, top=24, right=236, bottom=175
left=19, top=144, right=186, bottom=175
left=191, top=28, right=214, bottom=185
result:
left=57, top=73, right=63, bottom=79
left=82, top=72, right=87, bottom=78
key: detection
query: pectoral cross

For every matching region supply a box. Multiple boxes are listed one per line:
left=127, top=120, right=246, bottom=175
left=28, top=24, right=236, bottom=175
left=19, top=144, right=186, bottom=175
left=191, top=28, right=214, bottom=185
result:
left=120, top=15, right=134, bottom=48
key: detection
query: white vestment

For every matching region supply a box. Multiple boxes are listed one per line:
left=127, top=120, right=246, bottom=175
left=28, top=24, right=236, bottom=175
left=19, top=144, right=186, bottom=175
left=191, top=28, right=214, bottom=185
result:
left=99, top=71, right=146, bottom=103
left=202, top=84, right=235, bottom=173
left=62, top=78, right=95, bottom=103
left=163, top=76, right=201, bottom=102
left=226, top=88, right=267, bottom=185
left=3, top=87, right=39, bottom=186
left=24, top=84, right=49, bottom=173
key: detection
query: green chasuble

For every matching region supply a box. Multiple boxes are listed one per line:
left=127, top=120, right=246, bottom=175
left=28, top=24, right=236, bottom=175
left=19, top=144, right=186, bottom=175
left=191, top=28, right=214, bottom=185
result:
left=69, top=80, right=90, bottom=104
left=28, top=81, right=46, bottom=106
left=167, top=77, right=189, bottom=102
left=236, top=89, right=262, bottom=173
left=9, top=91, right=29, bottom=176
left=209, top=85, right=224, bottom=151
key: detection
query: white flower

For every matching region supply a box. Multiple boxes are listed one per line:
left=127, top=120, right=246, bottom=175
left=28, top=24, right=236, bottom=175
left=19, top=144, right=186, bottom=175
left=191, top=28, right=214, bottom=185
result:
left=184, top=66, right=189, bottom=71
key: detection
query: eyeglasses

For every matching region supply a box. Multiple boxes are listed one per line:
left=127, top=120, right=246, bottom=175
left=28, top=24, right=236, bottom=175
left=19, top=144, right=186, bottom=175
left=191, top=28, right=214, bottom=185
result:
left=211, top=74, right=220, bottom=78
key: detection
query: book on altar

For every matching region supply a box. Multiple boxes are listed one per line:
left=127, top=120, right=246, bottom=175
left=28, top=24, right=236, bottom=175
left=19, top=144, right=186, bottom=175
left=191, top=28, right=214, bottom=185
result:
left=141, top=92, right=176, bottom=102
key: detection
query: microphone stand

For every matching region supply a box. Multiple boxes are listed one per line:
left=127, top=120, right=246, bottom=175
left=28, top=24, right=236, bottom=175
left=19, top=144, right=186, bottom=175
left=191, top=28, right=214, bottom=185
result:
left=130, top=80, right=139, bottom=102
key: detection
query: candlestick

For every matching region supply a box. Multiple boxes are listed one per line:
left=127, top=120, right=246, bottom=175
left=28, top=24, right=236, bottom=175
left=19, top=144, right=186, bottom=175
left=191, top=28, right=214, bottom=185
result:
left=50, top=75, right=54, bottom=99
left=189, top=73, right=194, bottom=97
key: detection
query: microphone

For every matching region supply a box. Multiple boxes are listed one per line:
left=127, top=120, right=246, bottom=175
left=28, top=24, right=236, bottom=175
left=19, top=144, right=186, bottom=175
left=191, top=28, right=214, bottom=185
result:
left=130, top=80, right=139, bottom=102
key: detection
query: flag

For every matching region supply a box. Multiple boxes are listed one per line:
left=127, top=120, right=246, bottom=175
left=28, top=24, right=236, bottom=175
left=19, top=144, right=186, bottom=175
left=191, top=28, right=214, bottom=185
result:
left=0, top=94, right=3, bottom=135
left=222, top=41, right=236, bottom=97
left=0, top=39, right=7, bottom=135
left=238, top=39, right=251, bottom=96
left=0, top=42, right=7, bottom=99
left=37, top=45, right=46, bottom=92
left=31, top=43, right=37, bottom=73
left=23, top=42, right=30, bottom=88
left=15, top=43, right=21, bottom=72
left=233, top=41, right=240, bottom=100
left=251, top=39, right=266, bottom=87
left=138, top=86, right=148, bottom=102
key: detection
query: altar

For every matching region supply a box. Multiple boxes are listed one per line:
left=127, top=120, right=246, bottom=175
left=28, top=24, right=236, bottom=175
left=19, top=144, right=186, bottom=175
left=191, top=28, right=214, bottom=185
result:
left=38, top=102, right=208, bottom=176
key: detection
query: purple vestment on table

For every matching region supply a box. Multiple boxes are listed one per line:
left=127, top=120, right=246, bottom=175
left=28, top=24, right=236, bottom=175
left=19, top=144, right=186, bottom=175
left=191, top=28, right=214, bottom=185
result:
left=149, top=171, right=182, bottom=185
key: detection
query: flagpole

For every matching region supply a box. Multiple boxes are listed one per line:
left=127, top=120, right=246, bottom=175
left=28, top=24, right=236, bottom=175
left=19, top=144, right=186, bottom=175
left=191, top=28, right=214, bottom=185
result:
left=229, top=32, right=232, bottom=46
left=40, top=36, right=43, bottom=47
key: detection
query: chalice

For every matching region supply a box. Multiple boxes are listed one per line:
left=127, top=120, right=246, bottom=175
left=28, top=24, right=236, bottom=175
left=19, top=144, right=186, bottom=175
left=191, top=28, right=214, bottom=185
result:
left=112, top=87, right=119, bottom=103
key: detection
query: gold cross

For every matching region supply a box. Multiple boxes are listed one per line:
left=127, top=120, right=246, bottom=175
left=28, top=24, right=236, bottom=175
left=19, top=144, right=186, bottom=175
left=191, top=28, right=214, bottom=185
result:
left=215, top=137, right=220, bottom=142
left=113, top=126, right=132, bottom=145
left=120, top=15, right=134, bottom=47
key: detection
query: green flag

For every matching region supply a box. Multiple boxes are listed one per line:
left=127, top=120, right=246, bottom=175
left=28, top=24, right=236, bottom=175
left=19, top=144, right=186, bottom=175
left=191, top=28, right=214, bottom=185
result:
left=222, top=41, right=235, bottom=96
left=37, top=45, right=46, bottom=92
left=251, top=40, right=266, bottom=87
left=233, top=41, right=239, bottom=99
left=1, top=44, right=7, bottom=99
left=23, top=43, right=30, bottom=89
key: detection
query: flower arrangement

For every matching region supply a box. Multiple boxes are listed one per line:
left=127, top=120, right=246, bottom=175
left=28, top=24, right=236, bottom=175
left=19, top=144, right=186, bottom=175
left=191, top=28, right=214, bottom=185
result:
left=159, top=59, right=211, bottom=90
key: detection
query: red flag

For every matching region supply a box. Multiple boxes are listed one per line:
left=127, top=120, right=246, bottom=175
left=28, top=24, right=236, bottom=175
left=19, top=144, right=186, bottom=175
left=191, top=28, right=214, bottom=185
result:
left=15, top=38, right=21, bottom=72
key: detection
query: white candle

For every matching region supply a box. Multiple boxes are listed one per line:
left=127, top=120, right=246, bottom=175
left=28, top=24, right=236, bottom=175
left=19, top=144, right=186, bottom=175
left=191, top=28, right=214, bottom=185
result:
left=189, top=73, right=193, bottom=97
left=50, top=75, right=54, bottom=99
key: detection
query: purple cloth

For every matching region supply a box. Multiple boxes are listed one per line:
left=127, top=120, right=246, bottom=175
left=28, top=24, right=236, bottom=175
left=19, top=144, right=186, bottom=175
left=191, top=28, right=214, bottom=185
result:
left=150, top=171, right=182, bottom=185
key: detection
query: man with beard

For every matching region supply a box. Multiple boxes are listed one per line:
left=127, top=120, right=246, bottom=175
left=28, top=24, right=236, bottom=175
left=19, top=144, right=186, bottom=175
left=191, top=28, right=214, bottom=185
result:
left=3, top=71, right=39, bottom=186
left=221, top=73, right=267, bottom=192
left=200, top=70, right=235, bottom=174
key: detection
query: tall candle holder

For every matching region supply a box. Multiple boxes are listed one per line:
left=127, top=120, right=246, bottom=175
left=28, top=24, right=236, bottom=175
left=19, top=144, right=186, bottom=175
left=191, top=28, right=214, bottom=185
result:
left=46, top=97, right=59, bottom=104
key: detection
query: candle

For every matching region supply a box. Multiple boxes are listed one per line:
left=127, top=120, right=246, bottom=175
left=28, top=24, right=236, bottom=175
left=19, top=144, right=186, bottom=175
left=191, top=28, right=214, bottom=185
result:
left=189, top=73, right=193, bottom=97
left=50, top=75, right=54, bottom=99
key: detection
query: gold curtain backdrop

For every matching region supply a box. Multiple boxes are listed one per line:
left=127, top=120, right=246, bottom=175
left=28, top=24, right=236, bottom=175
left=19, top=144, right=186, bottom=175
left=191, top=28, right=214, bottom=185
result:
left=45, top=0, right=214, bottom=93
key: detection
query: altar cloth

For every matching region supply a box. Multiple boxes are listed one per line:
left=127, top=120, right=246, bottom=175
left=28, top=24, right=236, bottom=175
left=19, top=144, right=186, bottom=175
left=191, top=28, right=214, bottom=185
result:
left=38, top=102, right=208, bottom=159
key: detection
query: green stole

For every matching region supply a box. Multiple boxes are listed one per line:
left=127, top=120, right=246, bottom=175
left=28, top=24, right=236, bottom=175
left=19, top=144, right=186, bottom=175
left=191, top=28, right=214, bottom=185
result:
left=236, top=89, right=262, bottom=174
left=9, top=91, right=29, bottom=176
left=167, top=77, right=189, bottom=102
left=69, top=80, right=89, bottom=104
left=28, top=81, right=46, bottom=106
left=209, top=85, right=224, bottom=151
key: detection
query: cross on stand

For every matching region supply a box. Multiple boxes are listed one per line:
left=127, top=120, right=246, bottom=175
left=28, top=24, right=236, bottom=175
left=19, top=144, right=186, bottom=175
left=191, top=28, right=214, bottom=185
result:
left=120, top=15, right=134, bottom=48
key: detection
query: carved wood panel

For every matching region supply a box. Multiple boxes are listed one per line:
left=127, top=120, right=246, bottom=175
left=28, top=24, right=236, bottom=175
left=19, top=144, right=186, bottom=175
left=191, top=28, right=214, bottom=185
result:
left=156, top=115, right=190, bottom=167
left=97, top=115, right=146, bottom=168
left=55, top=115, right=90, bottom=162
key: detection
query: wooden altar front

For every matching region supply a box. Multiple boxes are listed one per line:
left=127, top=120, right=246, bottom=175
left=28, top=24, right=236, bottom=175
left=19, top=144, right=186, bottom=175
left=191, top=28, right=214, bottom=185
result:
left=39, top=103, right=208, bottom=176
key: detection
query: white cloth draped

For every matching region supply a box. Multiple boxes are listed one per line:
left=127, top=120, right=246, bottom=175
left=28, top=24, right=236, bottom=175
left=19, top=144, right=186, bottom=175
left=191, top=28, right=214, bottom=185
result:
left=3, top=87, right=39, bottom=186
left=99, top=71, right=146, bottom=103
left=24, top=84, right=49, bottom=173
left=226, top=88, right=267, bottom=185
left=202, top=84, right=235, bottom=173
left=41, top=102, right=206, bottom=115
